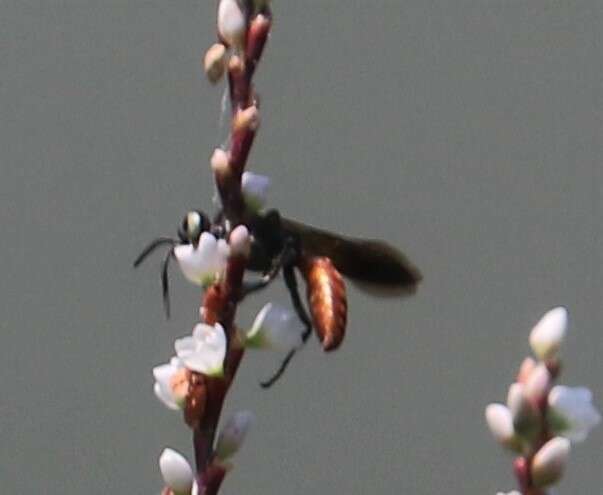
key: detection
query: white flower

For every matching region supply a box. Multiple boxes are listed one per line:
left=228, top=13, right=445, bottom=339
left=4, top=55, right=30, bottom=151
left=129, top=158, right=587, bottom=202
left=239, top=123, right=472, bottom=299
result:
left=159, top=448, right=194, bottom=495
left=548, top=385, right=601, bottom=442
left=531, top=436, right=571, bottom=488
left=153, top=357, right=187, bottom=410
left=529, top=306, right=568, bottom=360
left=242, top=172, right=270, bottom=211
left=215, top=410, right=255, bottom=460
left=174, top=232, right=230, bottom=287
left=175, top=323, right=227, bottom=377
left=244, top=303, right=305, bottom=351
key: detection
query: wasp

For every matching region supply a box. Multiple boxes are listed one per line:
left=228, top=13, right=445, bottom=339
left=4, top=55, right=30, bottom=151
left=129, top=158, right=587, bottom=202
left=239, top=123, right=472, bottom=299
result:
left=134, top=209, right=421, bottom=387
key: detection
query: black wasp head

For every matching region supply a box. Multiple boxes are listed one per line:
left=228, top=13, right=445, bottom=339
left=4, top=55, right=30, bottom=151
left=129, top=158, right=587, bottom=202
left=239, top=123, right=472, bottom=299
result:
left=177, top=210, right=211, bottom=246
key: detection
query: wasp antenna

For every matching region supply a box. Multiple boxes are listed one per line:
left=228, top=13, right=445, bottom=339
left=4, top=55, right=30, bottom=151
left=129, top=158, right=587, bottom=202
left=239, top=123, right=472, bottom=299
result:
left=133, top=237, right=176, bottom=268
left=161, top=247, right=175, bottom=319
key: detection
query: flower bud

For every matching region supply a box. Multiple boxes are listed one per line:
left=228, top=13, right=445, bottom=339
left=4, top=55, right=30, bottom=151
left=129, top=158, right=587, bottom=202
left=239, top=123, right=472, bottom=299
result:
left=215, top=410, right=255, bottom=460
left=507, top=383, right=540, bottom=440
left=485, top=403, right=521, bottom=451
left=204, top=43, right=227, bottom=84
left=233, top=105, right=260, bottom=132
left=229, top=225, right=251, bottom=258
left=211, top=148, right=230, bottom=176
left=529, top=306, right=568, bottom=360
left=524, top=363, right=552, bottom=404
left=159, top=448, right=194, bottom=495
left=516, top=356, right=537, bottom=384
left=531, top=436, right=571, bottom=488
left=218, top=0, right=247, bottom=50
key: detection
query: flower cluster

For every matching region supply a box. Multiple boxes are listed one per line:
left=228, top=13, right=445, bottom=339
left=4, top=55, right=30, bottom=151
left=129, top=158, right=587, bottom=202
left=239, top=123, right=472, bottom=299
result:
left=158, top=411, right=254, bottom=495
left=485, top=307, right=600, bottom=493
left=152, top=225, right=304, bottom=493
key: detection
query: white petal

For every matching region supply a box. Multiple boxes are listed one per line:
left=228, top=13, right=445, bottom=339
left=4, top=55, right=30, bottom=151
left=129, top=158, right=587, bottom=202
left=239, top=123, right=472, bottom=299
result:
left=154, top=382, right=179, bottom=410
left=152, top=360, right=184, bottom=411
left=215, top=410, right=255, bottom=460
left=548, top=385, right=601, bottom=442
left=159, top=448, right=194, bottom=494
left=174, top=244, right=205, bottom=285
left=176, top=324, right=227, bottom=376
left=529, top=307, right=568, bottom=360
left=174, top=336, right=196, bottom=356
left=242, top=172, right=270, bottom=211
left=174, top=234, right=229, bottom=287
left=246, top=303, right=304, bottom=351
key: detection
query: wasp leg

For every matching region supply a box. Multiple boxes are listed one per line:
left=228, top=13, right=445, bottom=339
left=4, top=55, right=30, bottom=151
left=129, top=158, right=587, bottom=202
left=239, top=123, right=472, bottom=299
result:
left=260, top=263, right=313, bottom=388
left=161, top=247, right=175, bottom=319
left=240, top=248, right=289, bottom=298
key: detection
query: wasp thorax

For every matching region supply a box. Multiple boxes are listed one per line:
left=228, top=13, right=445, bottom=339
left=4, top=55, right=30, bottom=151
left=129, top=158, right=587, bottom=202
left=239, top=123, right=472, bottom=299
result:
left=179, top=210, right=210, bottom=245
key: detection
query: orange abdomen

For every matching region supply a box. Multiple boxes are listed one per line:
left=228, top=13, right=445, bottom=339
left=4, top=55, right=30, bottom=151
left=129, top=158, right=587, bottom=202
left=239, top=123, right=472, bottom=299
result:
left=301, top=256, right=347, bottom=351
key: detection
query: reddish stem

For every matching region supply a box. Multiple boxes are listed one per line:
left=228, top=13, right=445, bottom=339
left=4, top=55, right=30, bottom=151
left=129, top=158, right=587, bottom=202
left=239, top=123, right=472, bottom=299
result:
left=191, top=8, right=272, bottom=494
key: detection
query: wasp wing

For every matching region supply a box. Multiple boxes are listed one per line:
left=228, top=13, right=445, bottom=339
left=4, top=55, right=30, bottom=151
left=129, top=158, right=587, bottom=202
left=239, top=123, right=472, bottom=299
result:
left=281, top=218, right=422, bottom=296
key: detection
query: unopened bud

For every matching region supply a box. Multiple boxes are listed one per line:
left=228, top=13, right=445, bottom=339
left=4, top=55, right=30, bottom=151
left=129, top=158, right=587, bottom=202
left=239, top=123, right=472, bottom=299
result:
left=218, top=0, right=247, bottom=50
left=204, top=43, right=227, bottom=84
left=229, top=225, right=251, bottom=258
left=529, top=306, right=568, bottom=361
left=159, top=448, right=194, bottom=495
left=485, top=403, right=521, bottom=451
left=215, top=410, right=255, bottom=460
left=234, top=105, right=260, bottom=132
left=211, top=148, right=230, bottom=176
left=516, top=356, right=537, bottom=384
left=507, top=383, right=540, bottom=440
left=531, top=436, right=571, bottom=488
left=524, top=363, right=552, bottom=404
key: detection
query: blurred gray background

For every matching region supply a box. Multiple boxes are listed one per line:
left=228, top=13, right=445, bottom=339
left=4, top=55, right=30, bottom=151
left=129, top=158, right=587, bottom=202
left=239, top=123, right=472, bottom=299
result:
left=1, top=1, right=602, bottom=493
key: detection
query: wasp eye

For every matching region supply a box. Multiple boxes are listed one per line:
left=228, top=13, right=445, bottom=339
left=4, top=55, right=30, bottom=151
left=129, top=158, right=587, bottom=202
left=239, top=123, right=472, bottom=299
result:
left=181, top=210, right=210, bottom=245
